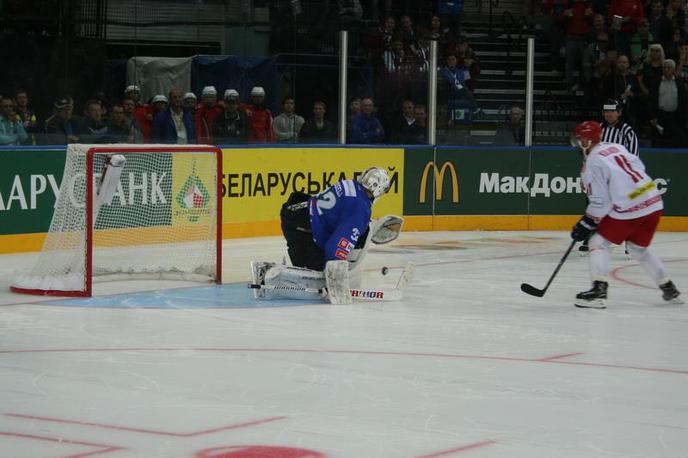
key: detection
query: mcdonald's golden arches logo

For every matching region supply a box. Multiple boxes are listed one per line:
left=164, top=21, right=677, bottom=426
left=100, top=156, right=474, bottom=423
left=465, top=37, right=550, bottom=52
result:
left=419, top=161, right=459, bottom=203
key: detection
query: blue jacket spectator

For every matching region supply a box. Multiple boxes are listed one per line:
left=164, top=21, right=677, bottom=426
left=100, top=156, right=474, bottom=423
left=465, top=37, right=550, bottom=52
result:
left=0, top=97, right=28, bottom=145
left=43, top=96, right=81, bottom=145
left=152, top=89, right=197, bottom=144
left=349, top=98, right=385, bottom=143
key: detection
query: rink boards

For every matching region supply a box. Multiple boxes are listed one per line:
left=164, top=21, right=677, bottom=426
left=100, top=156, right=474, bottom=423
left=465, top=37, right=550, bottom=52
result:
left=1, top=144, right=687, bottom=253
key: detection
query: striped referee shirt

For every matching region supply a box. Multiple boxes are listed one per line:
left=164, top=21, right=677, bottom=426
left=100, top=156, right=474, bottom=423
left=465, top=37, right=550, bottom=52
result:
left=601, top=121, right=639, bottom=156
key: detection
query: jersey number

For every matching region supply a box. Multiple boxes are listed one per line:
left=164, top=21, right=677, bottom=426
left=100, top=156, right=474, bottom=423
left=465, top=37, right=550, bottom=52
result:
left=613, top=155, right=642, bottom=183
left=315, top=190, right=336, bottom=215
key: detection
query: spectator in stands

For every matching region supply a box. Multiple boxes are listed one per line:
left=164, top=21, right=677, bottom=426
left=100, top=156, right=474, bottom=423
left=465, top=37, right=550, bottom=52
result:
left=77, top=99, right=109, bottom=143
left=152, top=88, right=196, bottom=144
left=398, top=15, right=425, bottom=62
left=542, top=0, right=569, bottom=73
left=591, top=12, right=607, bottom=35
left=43, top=96, right=80, bottom=145
left=182, top=92, right=197, bottom=115
left=647, top=0, right=672, bottom=49
left=382, top=36, right=406, bottom=75
left=638, top=43, right=666, bottom=98
left=195, top=86, right=221, bottom=144
left=563, top=0, right=594, bottom=93
left=603, top=54, right=640, bottom=125
left=629, top=18, right=653, bottom=73
left=107, top=104, right=132, bottom=143
left=665, top=0, right=686, bottom=32
left=414, top=104, right=427, bottom=128
left=607, top=0, right=645, bottom=56
left=300, top=101, right=337, bottom=143
left=664, top=27, right=685, bottom=62
left=346, top=97, right=362, bottom=140
left=273, top=96, right=305, bottom=143
left=582, top=32, right=615, bottom=104
left=380, top=36, right=409, bottom=117
left=677, top=42, right=688, bottom=79
left=455, top=38, right=481, bottom=92
left=125, top=85, right=153, bottom=143
left=371, top=15, right=396, bottom=56
left=14, top=89, right=38, bottom=145
left=349, top=97, right=385, bottom=143
left=422, top=14, right=454, bottom=50
left=212, top=89, right=248, bottom=144
left=122, top=97, right=143, bottom=143
left=439, top=53, right=479, bottom=126
left=244, top=86, right=274, bottom=143
left=0, top=97, right=28, bottom=146
left=505, top=106, right=527, bottom=145
left=338, top=0, right=362, bottom=23
left=388, top=99, right=425, bottom=144
left=649, top=59, right=687, bottom=146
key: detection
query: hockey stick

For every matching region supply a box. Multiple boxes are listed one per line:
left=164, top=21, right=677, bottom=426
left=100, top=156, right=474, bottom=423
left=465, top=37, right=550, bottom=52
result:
left=520, top=240, right=576, bottom=297
left=248, top=262, right=415, bottom=302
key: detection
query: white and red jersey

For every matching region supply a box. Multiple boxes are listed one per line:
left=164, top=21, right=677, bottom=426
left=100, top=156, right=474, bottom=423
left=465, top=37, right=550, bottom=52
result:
left=582, top=142, right=663, bottom=221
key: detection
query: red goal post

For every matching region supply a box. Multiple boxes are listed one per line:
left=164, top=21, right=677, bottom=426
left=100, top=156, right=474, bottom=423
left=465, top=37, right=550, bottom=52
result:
left=11, top=144, right=223, bottom=297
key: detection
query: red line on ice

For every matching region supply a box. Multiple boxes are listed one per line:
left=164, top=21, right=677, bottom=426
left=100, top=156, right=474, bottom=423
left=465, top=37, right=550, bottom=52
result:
left=6, top=413, right=287, bottom=437
left=536, top=352, right=584, bottom=361
left=1, top=347, right=686, bottom=375
left=0, top=430, right=124, bottom=458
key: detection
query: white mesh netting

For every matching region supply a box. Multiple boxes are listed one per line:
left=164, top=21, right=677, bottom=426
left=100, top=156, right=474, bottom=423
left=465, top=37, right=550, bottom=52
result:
left=13, top=144, right=220, bottom=294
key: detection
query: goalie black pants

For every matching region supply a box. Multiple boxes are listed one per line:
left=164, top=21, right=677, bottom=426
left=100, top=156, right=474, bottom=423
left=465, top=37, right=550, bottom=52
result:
left=280, top=191, right=326, bottom=271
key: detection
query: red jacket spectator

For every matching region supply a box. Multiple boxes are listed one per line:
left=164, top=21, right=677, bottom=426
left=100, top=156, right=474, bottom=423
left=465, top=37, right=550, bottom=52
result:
left=564, top=0, right=592, bottom=38
left=607, top=0, right=645, bottom=34
left=134, top=104, right=154, bottom=143
left=243, top=86, right=275, bottom=143
left=195, top=104, right=222, bottom=144
left=195, top=86, right=222, bottom=144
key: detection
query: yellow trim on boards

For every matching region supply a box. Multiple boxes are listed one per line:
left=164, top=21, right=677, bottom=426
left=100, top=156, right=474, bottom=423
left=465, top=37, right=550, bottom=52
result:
left=2, top=216, right=687, bottom=254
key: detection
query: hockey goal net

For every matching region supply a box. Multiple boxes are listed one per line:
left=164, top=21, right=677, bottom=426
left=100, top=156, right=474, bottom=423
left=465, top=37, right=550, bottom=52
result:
left=11, top=144, right=223, bottom=297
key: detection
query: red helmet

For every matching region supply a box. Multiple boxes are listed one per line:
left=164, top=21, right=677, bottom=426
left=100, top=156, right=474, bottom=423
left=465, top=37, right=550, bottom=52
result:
left=573, top=121, right=602, bottom=144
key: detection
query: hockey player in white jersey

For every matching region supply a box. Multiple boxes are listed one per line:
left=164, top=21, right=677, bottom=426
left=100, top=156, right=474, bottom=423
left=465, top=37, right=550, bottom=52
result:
left=570, top=121, right=681, bottom=308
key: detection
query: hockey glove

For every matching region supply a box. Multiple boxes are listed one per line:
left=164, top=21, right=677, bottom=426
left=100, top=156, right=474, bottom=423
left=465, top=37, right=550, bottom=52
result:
left=571, top=215, right=598, bottom=242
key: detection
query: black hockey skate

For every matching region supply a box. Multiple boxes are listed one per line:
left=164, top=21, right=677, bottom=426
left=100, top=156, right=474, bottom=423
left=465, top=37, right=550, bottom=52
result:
left=574, top=281, right=608, bottom=309
left=659, top=281, right=683, bottom=304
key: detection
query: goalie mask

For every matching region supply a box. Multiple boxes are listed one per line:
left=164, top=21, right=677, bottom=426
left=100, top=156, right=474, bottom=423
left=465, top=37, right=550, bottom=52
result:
left=358, top=167, right=391, bottom=201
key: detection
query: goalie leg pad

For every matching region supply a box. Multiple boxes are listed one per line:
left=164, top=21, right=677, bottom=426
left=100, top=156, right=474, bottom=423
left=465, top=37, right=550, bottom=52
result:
left=262, top=264, right=326, bottom=300
left=325, top=260, right=352, bottom=305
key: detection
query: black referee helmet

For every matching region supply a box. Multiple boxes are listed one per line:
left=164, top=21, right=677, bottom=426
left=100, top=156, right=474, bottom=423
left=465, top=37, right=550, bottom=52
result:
left=602, top=99, right=622, bottom=112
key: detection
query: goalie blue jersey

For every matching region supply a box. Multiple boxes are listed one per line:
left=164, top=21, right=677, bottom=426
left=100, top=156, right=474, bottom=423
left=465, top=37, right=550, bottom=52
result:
left=308, top=179, right=372, bottom=262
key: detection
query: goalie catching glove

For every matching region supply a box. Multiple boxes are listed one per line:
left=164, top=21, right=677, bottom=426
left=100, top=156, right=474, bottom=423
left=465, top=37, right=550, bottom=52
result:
left=370, top=215, right=404, bottom=245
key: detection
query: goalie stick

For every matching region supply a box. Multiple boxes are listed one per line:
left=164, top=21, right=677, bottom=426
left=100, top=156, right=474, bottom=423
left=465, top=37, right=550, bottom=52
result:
left=521, top=240, right=576, bottom=297
left=248, top=262, right=415, bottom=302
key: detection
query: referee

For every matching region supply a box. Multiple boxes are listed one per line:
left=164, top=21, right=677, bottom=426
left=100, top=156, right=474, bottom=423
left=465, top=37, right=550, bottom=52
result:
left=601, top=99, right=639, bottom=156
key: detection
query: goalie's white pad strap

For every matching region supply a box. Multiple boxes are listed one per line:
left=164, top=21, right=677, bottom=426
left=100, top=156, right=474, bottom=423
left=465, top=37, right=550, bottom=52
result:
left=325, top=260, right=352, bottom=305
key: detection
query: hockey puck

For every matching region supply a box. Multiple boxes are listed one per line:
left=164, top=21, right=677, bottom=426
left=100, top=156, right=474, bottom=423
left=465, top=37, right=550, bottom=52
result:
left=381, top=266, right=389, bottom=275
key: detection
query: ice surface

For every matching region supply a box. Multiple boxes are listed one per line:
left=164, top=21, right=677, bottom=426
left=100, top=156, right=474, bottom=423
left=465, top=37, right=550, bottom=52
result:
left=1, top=231, right=686, bottom=457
